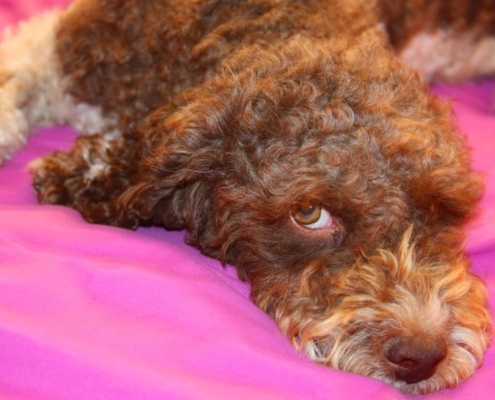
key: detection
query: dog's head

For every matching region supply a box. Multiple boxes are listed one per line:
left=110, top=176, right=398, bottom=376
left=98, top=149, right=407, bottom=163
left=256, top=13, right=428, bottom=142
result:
left=118, top=37, right=491, bottom=393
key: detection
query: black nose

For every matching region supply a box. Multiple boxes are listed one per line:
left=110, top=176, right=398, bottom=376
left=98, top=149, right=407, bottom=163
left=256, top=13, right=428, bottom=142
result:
left=384, top=336, right=447, bottom=384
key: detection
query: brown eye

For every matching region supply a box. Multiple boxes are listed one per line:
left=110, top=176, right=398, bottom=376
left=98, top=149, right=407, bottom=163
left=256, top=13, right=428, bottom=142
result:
left=291, top=201, right=338, bottom=233
left=292, top=203, right=322, bottom=225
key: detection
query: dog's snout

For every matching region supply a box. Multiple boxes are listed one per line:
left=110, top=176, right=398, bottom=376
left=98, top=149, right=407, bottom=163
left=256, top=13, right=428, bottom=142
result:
left=384, top=336, right=447, bottom=384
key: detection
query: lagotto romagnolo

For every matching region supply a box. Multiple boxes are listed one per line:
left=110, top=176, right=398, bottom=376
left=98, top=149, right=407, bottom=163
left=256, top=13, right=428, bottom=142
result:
left=0, top=0, right=493, bottom=394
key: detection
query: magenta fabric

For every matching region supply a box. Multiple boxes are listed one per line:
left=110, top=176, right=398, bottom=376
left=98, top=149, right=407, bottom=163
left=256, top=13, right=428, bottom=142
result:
left=0, top=2, right=494, bottom=399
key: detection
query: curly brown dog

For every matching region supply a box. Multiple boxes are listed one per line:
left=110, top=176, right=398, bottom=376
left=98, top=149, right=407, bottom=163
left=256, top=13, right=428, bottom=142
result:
left=0, top=0, right=493, bottom=394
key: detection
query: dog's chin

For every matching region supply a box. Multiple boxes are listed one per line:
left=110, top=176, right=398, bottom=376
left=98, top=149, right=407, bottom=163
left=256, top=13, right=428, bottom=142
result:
left=302, top=327, right=486, bottom=395
left=292, top=308, right=490, bottom=394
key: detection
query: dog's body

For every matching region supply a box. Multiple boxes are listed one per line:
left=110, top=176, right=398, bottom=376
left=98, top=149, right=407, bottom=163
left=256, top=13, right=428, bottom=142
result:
left=0, top=0, right=493, bottom=394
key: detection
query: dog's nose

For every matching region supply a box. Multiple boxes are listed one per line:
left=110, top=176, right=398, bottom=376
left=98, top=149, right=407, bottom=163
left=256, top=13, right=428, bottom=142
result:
left=384, top=336, right=447, bottom=384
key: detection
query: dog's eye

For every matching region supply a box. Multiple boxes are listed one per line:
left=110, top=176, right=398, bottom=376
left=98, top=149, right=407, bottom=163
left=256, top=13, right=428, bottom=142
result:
left=291, top=202, right=332, bottom=229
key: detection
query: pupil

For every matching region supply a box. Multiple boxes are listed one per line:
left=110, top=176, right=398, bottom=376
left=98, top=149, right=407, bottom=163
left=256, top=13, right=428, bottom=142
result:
left=300, top=205, right=315, bottom=216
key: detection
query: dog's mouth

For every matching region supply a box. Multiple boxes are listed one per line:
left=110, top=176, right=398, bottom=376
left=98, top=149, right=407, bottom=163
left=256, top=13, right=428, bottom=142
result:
left=301, top=327, right=478, bottom=394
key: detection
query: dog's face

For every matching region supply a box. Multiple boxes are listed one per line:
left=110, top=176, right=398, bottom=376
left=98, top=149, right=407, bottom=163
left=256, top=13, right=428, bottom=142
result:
left=119, top=41, right=492, bottom=393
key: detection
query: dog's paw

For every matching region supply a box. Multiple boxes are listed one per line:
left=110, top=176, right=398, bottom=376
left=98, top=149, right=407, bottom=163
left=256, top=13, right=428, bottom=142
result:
left=30, top=134, right=113, bottom=208
left=30, top=132, right=135, bottom=226
left=30, top=151, right=84, bottom=206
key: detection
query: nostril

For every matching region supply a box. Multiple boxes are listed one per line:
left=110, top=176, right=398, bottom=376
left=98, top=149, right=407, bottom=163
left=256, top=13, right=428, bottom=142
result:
left=384, top=336, right=447, bottom=385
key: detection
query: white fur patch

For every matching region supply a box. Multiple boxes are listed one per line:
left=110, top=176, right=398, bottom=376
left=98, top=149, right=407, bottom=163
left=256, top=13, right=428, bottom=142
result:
left=399, top=29, right=495, bottom=82
left=65, top=97, right=119, bottom=136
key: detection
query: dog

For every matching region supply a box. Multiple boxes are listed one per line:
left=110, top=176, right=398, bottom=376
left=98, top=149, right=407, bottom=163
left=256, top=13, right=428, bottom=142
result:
left=0, top=0, right=493, bottom=394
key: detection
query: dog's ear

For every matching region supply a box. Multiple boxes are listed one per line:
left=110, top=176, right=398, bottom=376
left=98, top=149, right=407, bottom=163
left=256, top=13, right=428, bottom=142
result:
left=116, top=93, right=232, bottom=233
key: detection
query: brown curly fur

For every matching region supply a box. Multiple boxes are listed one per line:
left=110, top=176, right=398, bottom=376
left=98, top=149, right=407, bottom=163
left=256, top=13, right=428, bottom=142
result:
left=23, top=0, right=494, bottom=394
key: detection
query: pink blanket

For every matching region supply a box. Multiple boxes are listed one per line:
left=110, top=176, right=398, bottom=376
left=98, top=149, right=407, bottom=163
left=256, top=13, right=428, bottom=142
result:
left=1, top=2, right=494, bottom=399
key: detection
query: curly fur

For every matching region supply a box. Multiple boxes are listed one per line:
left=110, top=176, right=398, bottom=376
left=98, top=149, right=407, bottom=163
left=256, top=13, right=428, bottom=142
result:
left=1, top=0, right=494, bottom=394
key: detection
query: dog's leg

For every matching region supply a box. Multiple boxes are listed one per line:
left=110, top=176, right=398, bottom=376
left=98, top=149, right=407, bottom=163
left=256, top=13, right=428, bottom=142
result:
left=0, top=7, right=118, bottom=165
left=0, top=11, right=69, bottom=164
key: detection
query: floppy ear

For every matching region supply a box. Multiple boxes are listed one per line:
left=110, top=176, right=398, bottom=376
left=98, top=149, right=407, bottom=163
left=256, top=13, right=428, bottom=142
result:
left=116, top=92, right=233, bottom=234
